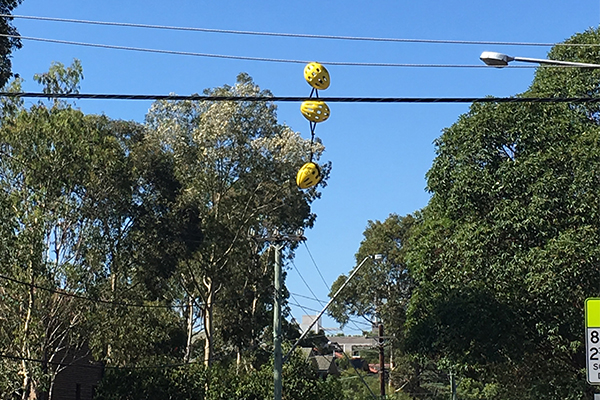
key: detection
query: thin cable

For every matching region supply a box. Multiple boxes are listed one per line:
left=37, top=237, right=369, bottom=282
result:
left=346, top=319, right=373, bottom=328
left=4, top=92, right=600, bottom=103
left=290, top=291, right=328, bottom=304
left=339, top=350, right=379, bottom=400
left=104, top=361, right=198, bottom=370
left=303, top=242, right=329, bottom=290
left=293, top=252, right=377, bottom=334
left=307, top=88, right=318, bottom=162
left=0, top=273, right=184, bottom=309
left=290, top=256, right=375, bottom=333
left=0, top=33, right=535, bottom=68
left=0, top=353, right=105, bottom=369
left=289, top=260, right=324, bottom=307
left=2, top=14, right=590, bottom=47
left=288, top=301, right=321, bottom=314
left=289, top=259, right=370, bottom=333
left=0, top=352, right=203, bottom=370
left=288, top=300, right=372, bottom=329
left=289, top=293, right=316, bottom=316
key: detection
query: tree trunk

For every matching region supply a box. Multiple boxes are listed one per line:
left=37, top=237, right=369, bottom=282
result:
left=203, top=278, right=214, bottom=367
left=20, top=267, right=35, bottom=400
left=184, top=295, right=194, bottom=363
left=47, top=378, right=55, bottom=400
left=106, top=238, right=118, bottom=364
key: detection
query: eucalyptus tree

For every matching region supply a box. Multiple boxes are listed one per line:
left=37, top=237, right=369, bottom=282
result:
left=145, top=73, right=329, bottom=366
left=0, top=102, right=133, bottom=398
left=0, top=61, right=188, bottom=398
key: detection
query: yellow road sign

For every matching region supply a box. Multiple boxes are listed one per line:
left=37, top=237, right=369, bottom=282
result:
left=588, top=299, right=600, bottom=328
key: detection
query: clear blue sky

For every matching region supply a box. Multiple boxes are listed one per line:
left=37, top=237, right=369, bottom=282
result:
left=8, top=0, right=600, bottom=334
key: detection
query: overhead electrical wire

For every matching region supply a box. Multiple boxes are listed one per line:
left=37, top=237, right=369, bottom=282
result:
left=288, top=300, right=322, bottom=315
left=303, top=242, right=330, bottom=290
left=289, top=260, right=372, bottom=333
left=289, top=293, right=316, bottom=316
left=0, top=33, right=538, bottom=68
left=0, top=32, right=543, bottom=68
left=2, top=92, right=600, bottom=104
left=290, top=260, right=323, bottom=307
left=290, top=292, right=328, bottom=304
left=0, top=268, right=334, bottom=311
left=0, top=273, right=184, bottom=309
left=292, top=246, right=386, bottom=333
left=288, top=298, right=372, bottom=329
left=294, top=246, right=377, bottom=332
left=0, top=352, right=208, bottom=370
left=288, top=299, right=372, bottom=328
left=0, top=353, right=106, bottom=369
left=2, top=14, right=591, bottom=48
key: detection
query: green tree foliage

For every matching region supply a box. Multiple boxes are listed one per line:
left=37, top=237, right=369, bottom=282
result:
left=405, top=28, right=600, bottom=400
left=34, top=59, right=83, bottom=107
left=0, top=61, right=191, bottom=398
left=338, top=369, right=380, bottom=400
left=95, top=351, right=344, bottom=400
left=0, top=105, right=131, bottom=398
left=0, top=92, right=137, bottom=398
left=0, top=1, right=24, bottom=87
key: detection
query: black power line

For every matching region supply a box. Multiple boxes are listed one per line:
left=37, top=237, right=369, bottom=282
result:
left=303, top=242, right=329, bottom=290
left=3, top=92, right=600, bottom=103
left=0, top=273, right=184, bottom=309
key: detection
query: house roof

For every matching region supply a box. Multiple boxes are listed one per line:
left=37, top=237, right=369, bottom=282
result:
left=300, top=347, right=340, bottom=376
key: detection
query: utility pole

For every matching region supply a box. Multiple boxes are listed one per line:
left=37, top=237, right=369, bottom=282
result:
left=379, top=323, right=385, bottom=400
left=450, top=371, right=457, bottom=400
left=273, top=242, right=283, bottom=400
left=250, top=228, right=305, bottom=400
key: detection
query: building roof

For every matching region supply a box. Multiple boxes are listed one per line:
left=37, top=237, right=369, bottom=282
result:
left=329, top=336, right=377, bottom=346
left=300, top=348, right=340, bottom=377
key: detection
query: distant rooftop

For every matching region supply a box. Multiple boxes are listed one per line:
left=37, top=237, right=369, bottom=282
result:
left=329, top=336, right=377, bottom=345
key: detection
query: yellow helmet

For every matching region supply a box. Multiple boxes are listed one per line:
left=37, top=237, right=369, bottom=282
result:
left=300, top=100, right=330, bottom=123
left=304, top=62, right=330, bottom=90
left=296, top=162, right=322, bottom=189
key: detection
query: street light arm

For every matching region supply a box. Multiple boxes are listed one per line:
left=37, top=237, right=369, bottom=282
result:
left=480, top=51, right=600, bottom=68
left=513, top=56, right=600, bottom=68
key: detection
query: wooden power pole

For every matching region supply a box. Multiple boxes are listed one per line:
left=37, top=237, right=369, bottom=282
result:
left=379, top=323, right=385, bottom=399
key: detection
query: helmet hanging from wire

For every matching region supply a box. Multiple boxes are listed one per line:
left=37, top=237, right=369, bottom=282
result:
left=296, top=62, right=331, bottom=190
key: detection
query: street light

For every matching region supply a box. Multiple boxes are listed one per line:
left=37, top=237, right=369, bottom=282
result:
left=480, top=51, right=600, bottom=68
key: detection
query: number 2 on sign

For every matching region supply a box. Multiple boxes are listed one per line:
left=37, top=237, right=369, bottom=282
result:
left=591, top=348, right=599, bottom=360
